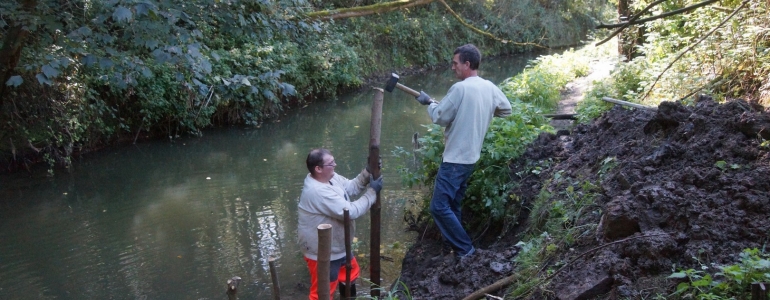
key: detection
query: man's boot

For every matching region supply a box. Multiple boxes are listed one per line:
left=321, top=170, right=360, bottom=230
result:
left=338, top=282, right=356, bottom=299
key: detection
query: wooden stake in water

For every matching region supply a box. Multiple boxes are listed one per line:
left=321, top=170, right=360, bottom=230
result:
left=343, top=208, right=352, bottom=300
left=368, top=88, right=384, bottom=298
left=269, top=256, right=281, bottom=300
left=317, top=224, right=332, bottom=299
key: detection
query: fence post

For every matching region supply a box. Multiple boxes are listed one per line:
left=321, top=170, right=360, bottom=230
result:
left=269, top=256, right=281, bottom=300
left=317, top=224, right=332, bottom=300
left=368, top=87, right=383, bottom=298
left=752, top=282, right=768, bottom=300
left=343, top=208, right=352, bottom=299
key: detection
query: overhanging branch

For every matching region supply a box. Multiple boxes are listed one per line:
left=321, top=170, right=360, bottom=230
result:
left=436, top=0, right=545, bottom=48
left=596, top=0, right=721, bottom=29
left=596, top=0, right=666, bottom=46
left=306, top=0, right=435, bottom=21
left=641, top=0, right=749, bottom=101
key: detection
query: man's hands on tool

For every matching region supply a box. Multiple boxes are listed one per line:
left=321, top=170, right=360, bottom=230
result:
left=369, top=175, right=383, bottom=193
left=416, top=91, right=434, bottom=105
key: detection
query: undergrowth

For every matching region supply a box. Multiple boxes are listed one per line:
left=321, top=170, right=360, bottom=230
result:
left=663, top=248, right=770, bottom=299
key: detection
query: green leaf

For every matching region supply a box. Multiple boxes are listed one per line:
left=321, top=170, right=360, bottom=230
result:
left=135, top=3, right=151, bottom=16
left=42, top=65, right=60, bottom=78
left=666, top=272, right=687, bottom=278
left=281, top=83, right=296, bottom=96
left=113, top=6, right=132, bottom=23
left=675, top=282, right=690, bottom=293
left=145, top=39, right=159, bottom=50
left=35, top=73, right=52, bottom=85
left=99, top=58, right=114, bottom=69
left=140, top=67, right=152, bottom=78
left=691, top=274, right=712, bottom=287
left=5, top=75, right=23, bottom=87
left=82, top=55, right=97, bottom=66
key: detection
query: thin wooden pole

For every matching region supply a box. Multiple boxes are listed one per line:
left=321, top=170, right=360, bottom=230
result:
left=601, top=97, right=657, bottom=111
left=369, top=88, right=384, bottom=298
left=269, top=256, right=281, bottom=300
left=343, top=208, right=352, bottom=300
left=317, top=224, right=332, bottom=300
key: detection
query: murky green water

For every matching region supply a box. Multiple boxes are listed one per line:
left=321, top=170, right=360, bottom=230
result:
left=0, top=52, right=545, bottom=299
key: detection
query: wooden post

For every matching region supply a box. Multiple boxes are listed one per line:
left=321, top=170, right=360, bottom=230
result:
left=225, top=276, right=241, bottom=300
left=269, top=256, right=281, bottom=300
left=317, top=224, right=332, bottom=300
left=369, top=88, right=384, bottom=298
left=343, top=208, right=352, bottom=299
left=752, top=283, right=768, bottom=300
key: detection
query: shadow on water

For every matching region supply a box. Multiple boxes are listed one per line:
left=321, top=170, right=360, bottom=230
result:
left=0, top=50, right=557, bottom=299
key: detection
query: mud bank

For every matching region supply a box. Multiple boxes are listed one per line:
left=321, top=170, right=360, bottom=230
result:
left=397, top=96, right=770, bottom=299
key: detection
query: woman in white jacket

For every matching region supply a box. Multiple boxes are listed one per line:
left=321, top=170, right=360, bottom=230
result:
left=297, top=148, right=383, bottom=300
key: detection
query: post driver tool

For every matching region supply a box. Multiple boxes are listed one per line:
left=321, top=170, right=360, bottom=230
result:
left=384, top=73, right=437, bottom=102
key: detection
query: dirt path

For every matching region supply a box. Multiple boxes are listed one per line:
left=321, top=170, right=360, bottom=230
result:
left=550, top=58, right=616, bottom=130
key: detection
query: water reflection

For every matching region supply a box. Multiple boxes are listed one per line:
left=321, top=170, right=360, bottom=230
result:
left=0, top=52, right=546, bottom=299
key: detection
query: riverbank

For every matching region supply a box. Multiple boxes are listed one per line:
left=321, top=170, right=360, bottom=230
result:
left=395, top=56, right=617, bottom=299
left=396, top=60, right=770, bottom=299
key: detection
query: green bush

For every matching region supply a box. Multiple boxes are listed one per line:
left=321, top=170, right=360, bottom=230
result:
left=396, top=100, right=553, bottom=221
left=500, top=49, right=593, bottom=111
left=667, top=248, right=770, bottom=299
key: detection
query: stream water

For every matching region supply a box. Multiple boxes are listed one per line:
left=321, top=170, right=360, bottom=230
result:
left=0, top=51, right=548, bottom=299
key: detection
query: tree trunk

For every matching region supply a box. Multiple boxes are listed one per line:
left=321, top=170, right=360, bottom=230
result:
left=617, top=0, right=632, bottom=60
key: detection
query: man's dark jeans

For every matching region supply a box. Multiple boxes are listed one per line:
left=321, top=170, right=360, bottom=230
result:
left=429, top=162, right=476, bottom=256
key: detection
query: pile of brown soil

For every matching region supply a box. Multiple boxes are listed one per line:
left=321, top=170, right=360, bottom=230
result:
left=397, top=96, right=770, bottom=299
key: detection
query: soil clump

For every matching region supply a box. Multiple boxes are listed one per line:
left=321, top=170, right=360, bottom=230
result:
left=397, top=94, right=770, bottom=299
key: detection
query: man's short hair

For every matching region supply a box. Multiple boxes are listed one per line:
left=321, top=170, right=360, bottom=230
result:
left=306, top=148, right=331, bottom=174
left=454, top=44, right=481, bottom=70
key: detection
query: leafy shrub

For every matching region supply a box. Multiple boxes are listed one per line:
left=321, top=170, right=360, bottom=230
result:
left=667, top=248, right=770, bottom=299
left=576, top=59, right=648, bottom=123
left=500, top=49, right=593, bottom=111
left=396, top=100, right=553, bottom=221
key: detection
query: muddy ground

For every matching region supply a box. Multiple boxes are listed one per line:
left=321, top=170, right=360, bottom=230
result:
left=396, top=95, right=770, bottom=299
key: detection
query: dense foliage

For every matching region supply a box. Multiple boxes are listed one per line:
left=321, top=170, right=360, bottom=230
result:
left=0, top=0, right=598, bottom=172
left=395, top=101, right=553, bottom=222
left=577, top=0, right=770, bottom=122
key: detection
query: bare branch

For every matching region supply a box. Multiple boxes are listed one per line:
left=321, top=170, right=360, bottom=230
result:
left=596, top=0, right=667, bottom=46
left=436, top=0, right=545, bottom=48
left=306, top=0, right=435, bottom=21
left=596, top=0, right=721, bottom=29
left=641, top=0, right=749, bottom=101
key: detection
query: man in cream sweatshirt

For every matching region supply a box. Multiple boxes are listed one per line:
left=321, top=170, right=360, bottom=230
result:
left=415, top=44, right=513, bottom=259
left=297, top=148, right=383, bottom=300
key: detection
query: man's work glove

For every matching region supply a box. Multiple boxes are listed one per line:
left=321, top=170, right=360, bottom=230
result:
left=361, top=156, right=382, bottom=185
left=416, top=91, right=434, bottom=105
left=369, top=175, right=383, bottom=193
